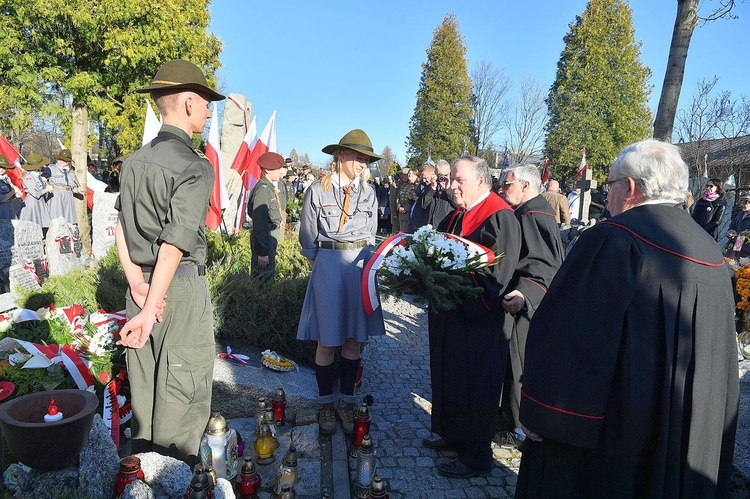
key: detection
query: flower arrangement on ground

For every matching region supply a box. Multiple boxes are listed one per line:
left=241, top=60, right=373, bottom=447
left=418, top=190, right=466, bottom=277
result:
left=364, top=225, right=501, bottom=314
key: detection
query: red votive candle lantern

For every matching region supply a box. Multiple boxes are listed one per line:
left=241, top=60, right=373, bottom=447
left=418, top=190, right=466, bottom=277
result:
left=272, top=387, right=286, bottom=427
left=352, top=403, right=371, bottom=450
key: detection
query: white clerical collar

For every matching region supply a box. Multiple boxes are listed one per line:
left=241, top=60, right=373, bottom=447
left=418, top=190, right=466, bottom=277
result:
left=466, top=190, right=491, bottom=212
left=332, top=173, right=360, bottom=192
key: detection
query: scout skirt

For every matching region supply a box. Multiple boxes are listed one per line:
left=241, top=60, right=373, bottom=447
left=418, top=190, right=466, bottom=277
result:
left=297, top=245, right=385, bottom=347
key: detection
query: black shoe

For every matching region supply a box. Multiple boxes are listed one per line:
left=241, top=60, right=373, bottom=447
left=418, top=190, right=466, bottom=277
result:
left=422, top=435, right=447, bottom=450
left=437, top=458, right=491, bottom=478
left=496, top=430, right=526, bottom=451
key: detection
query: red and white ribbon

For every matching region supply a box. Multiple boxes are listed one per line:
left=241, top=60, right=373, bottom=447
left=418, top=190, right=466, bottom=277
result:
left=218, top=346, right=250, bottom=367
left=362, top=232, right=409, bottom=315
left=103, top=371, right=131, bottom=449
left=15, top=339, right=95, bottom=391
left=361, top=232, right=496, bottom=315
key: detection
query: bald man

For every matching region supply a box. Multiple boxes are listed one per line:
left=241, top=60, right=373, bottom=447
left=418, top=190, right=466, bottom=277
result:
left=541, top=179, right=571, bottom=225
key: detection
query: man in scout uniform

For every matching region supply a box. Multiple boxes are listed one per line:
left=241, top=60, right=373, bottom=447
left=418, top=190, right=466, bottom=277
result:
left=115, top=59, right=224, bottom=466
left=248, top=151, right=288, bottom=278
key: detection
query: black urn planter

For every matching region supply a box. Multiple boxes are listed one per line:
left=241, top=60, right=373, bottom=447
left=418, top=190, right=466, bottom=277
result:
left=0, top=389, right=99, bottom=470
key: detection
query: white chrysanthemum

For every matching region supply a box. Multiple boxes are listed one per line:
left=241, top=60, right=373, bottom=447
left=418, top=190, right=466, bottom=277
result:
left=413, top=224, right=435, bottom=242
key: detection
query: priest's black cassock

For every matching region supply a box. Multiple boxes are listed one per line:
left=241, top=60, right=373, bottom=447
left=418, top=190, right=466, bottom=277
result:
left=429, top=192, right=521, bottom=470
left=516, top=203, right=739, bottom=498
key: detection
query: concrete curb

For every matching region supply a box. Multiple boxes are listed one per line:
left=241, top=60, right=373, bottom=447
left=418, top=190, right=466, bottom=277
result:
left=331, top=430, right=351, bottom=499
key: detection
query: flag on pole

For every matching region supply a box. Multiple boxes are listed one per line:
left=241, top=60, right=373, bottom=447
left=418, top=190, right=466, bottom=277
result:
left=230, top=116, right=257, bottom=176
left=0, top=134, right=26, bottom=199
left=141, top=100, right=161, bottom=147
left=703, top=154, right=709, bottom=178
left=205, top=102, right=228, bottom=231
left=86, top=172, right=108, bottom=210
left=540, top=157, right=550, bottom=185
left=576, top=148, right=587, bottom=178
left=231, top=111, right=277, bottom=196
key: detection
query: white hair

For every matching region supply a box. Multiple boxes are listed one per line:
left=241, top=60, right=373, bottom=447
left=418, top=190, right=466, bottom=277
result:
left=505, top=164, right=541, bottom=194
left=610, top=139, right=688, bottom=203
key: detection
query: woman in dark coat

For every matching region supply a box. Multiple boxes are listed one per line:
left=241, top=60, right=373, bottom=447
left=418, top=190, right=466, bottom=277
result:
left=691, top=178, right=726, bottom=240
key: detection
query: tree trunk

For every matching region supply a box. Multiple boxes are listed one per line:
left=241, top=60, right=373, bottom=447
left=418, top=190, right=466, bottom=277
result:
left=653, top=0, right=699, bottom=142
left=71, top=102, right=92, bottom=256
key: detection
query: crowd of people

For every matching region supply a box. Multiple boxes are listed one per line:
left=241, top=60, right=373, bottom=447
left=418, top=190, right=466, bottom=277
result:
left=12, top=58, right=726, bottom=497
left=0, top=148, right=122, bottom=238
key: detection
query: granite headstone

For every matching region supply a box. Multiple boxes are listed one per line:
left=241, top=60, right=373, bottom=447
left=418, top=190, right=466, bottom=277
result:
left=0, top=220, right=45, bottom=292
left=92, top=190, right=120, bottom=259
left=45, top=217, right=86, bottom=276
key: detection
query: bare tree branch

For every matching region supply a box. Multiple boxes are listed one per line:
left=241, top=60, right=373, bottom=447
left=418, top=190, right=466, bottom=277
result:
left=503, top=75, right=548, bottom=165
left=470, top=60, right=511, bottom=154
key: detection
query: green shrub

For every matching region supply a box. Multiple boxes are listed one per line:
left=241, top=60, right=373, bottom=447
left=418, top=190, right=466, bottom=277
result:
left=208, top=232, right=316, bottom=366
left=16, top=247, right=128, bottom=313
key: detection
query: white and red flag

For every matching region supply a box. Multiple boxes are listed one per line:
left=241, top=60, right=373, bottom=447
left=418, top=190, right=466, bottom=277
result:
left=576, top=148, right=587, bottom=178
left=205, top=102, right=229, bottom=231
left=540, top=157, right=550, bottom=185
left=231, top=111, right=277, bottom=195
left=86, top=172, right=108, bottom=210
left=0, top=134, right=26, bottom=199
left=141, top=100, right=161, bottom=147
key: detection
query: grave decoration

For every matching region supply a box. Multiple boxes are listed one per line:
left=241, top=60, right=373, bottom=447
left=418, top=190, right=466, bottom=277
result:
left=0, top=303, right=131, bottom=447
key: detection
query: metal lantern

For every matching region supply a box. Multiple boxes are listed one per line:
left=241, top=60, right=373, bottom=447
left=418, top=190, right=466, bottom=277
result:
left=234, top=457, right=261, bottom=499
left=351, top=402, right=371, bottom=454
left=272, top=387, right=287, bottom=426
left=353, top=434, right=377, bottom=498
left=254, top=418, right=278, bottom=465
left=274, top=440, right=299, bottom=495
left=199, top=412, right=239, bottom=480
left=369, top=475, right=389, bottom=498
left=256, top=397, right=269, bottom=435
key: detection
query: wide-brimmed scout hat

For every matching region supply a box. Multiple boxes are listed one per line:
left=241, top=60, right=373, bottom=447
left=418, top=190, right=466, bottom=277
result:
left=55, top=149, right=73, bottom=163
left=322, top=129, right=382, bottom=164
left=22, top=153, right=46, bottom=171
left=136, top=59, right=225, bottom=101
left=258, top=152, right=286, bottom=171
left=0, top=155, right=14, bottom=169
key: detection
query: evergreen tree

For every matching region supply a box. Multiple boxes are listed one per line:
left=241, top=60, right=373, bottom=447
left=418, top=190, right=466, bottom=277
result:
left=545, top=0, right=652, bottom=181
left=406, top=13, right=473, bottom=167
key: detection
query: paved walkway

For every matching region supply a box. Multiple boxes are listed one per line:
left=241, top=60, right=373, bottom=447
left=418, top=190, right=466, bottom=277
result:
left=355, top=297, right=520, bottom=498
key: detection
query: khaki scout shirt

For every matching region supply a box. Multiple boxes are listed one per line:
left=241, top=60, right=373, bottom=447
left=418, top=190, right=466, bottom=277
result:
left=115, top=124, right=214, bottom=266
left=247, top=175, right=287, bottom=256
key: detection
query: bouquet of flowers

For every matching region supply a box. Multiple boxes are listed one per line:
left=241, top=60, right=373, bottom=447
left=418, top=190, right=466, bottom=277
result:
left=364, top=225, right=501, bottom=313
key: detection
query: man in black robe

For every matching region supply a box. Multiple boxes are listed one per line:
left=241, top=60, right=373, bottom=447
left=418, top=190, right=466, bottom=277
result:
left=425, top=155, right=521, bottom=478
left=516, top=139, right=738, bottom=498
left=497, top=164, right=564, bottom=449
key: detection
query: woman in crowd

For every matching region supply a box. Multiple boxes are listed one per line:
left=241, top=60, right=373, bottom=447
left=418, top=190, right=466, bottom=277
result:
left=297, top=129, right=386, bottom=436
left=19, top=153, right=52, bottom=236
left=47, top=149, right=81, bottom=224
left=0, top=154, right=20, bottom=220
left=691, top=178, right=726, bottom=240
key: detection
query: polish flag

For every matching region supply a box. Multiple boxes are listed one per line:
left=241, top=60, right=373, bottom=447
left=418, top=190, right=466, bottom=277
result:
left=230, top=116, right=258, bottom=180
left=540, top=157, right=550, bottom=185
left=205, top=102, right=229, bottom=231
left=0, top=134, right=26, bottom=199
left=86, top=172, right=108, bottom=210
left=141, top=100, right=161, bottom=147
left=576, top=148, right=587, bottom=178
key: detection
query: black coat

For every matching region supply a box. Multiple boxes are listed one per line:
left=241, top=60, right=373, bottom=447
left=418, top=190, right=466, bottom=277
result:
left=517, top=204, right=738, bottom=498
left=691, top=196, right=726, bottom=239
left=428, top=193, right=521, bottom=442
left=502, top=195, right=564, bottom=427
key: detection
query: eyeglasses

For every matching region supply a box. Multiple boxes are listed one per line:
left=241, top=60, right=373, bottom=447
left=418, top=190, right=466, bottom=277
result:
left=501, top=181, right=524, bottom=188
left=601, top=177, right=628, bottom=188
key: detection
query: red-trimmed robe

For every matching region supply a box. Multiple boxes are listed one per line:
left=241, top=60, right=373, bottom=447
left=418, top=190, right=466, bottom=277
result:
left=517, top=204, right=738, bottom=498
left=429, top=193, right=521, bottom=444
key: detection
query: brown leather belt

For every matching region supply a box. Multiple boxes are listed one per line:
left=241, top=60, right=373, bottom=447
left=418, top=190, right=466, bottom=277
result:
left=318, top=240, right=368, bottom=251
left=140, top=263, right=206, bottom=276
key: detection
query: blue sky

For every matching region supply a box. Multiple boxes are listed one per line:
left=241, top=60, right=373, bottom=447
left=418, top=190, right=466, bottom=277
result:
left=209, top=0, right=749, bottom=166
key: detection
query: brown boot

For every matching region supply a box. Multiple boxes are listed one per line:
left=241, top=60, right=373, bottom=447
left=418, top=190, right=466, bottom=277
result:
left=318, top=403, right=336, bottom=435
left=336, top=400, right=356, bottom=435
